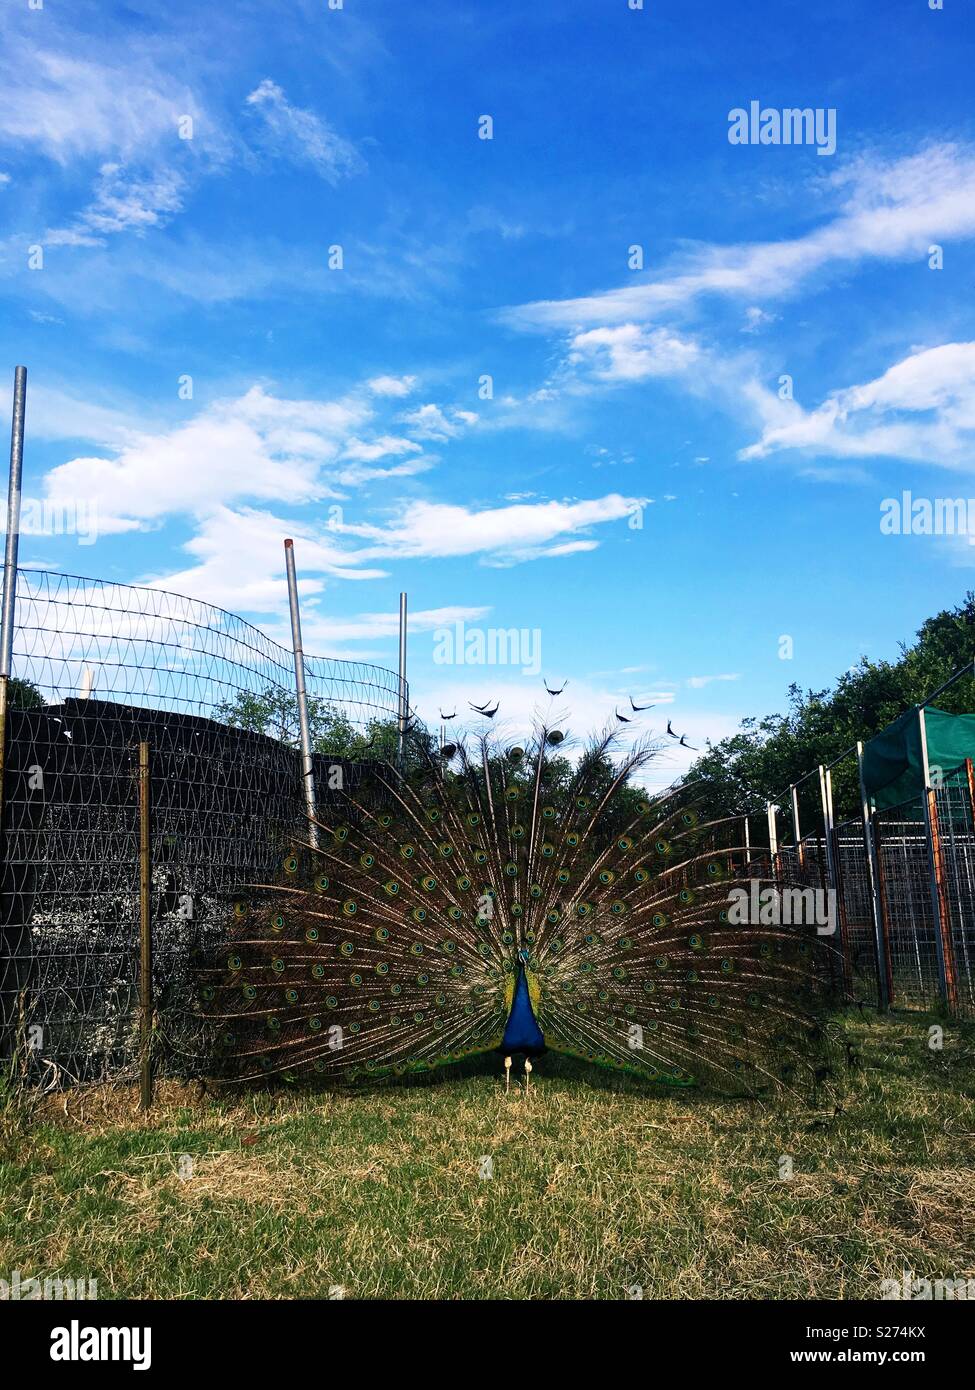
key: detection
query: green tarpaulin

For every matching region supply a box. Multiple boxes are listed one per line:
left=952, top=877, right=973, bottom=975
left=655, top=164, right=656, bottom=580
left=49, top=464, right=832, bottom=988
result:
left=861, top=706, right=975, bottom=810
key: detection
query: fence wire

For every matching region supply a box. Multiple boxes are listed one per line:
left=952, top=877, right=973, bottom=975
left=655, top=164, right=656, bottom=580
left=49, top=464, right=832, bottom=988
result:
left=765, top=755, right=975, bottom=1020
left=0, top=569, right=405, bottom=1084
left=6, top=570, right=975, bottom=1089
left=932, top=773, right=975, bottom=1017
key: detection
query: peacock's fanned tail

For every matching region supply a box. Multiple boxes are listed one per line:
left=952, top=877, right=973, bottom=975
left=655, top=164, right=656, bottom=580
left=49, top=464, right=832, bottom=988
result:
left=201, top=725, right=837, bottom=1096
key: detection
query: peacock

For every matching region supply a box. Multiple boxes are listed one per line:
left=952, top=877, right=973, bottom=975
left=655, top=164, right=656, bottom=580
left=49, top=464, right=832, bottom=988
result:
left=201, top=721, right=837, bottom=1096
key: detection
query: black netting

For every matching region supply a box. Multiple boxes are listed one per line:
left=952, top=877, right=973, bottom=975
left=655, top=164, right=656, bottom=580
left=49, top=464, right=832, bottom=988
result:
left=0, top=569, right=405, bottom=1083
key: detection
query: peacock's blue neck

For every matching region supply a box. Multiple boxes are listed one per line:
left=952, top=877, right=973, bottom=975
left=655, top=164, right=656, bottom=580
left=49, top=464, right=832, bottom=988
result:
left=501, top=957, right=546, bottom=1055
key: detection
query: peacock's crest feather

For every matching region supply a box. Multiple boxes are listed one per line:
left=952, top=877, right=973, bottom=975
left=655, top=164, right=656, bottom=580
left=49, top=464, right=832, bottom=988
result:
left=202, top=722, right=836, bottom=1095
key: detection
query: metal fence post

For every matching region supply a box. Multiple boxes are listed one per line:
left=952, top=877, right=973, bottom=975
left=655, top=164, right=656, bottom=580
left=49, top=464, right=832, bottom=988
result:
left=138, top=741, right=153, bottom=1111
left=826, top=764, right=853, bottom=992
left=284, top=539, right=318, bottom=850
left=817, top=765, right=836, bottom=888
left=0, top=365, right=26, bottom=824
left=819, top=765, right=847, bottom=991
left=397, top=591, right=408, bottom=767
left=790, top=783, right=803, bottom=873
left=857, top=740, right=891, bottom=1011
left=919, top=707, right=959, bottom=1015
left=766, top=801, right=778, bottom=878
left=0, top=367, right=26, bottom=1060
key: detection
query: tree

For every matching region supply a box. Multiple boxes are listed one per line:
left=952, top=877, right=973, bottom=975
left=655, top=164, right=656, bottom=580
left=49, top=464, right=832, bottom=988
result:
left=213, top=685, right=387, bottom=757
left=8, top=677, right=44, bottom=710
left=685, top=593, right=975, bottom=821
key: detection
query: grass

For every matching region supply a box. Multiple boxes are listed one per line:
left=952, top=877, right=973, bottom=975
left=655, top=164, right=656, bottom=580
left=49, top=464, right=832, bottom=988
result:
left=1, top=1011, right=973, bottom=1300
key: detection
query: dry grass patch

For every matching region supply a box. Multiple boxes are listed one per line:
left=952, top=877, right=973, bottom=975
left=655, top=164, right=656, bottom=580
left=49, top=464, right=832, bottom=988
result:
left=1, top=1012, right=973, bottom=1298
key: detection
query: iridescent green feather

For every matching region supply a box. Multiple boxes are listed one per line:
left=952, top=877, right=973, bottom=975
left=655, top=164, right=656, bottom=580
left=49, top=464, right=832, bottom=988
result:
left=202, top=723, right=836, bottom=1095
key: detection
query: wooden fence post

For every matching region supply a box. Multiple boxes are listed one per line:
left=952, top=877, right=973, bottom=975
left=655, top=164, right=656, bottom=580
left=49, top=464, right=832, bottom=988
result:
left=919, top=709, right=959, bottom=1016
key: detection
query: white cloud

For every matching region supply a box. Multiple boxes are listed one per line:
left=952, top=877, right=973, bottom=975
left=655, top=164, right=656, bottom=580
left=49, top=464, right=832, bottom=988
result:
left=29, top=384, right=147, bottom=450
left=400, top=403, right=478, bottom=441
left=742, top=305, right=777, bottom=333
left=0, top=48, right=206, bottom=164
left=340, top=435, right=423, bottom=463
left=340, top=493, right=641, bottom=564
left=300, top=605, right=491, bottom=649
left=741, top=342, right=975, bottom=466
left=686, top=673, right=741, bottom=689
left=151, top=507, right=386, bottom=618
left=148, top=507, right=489, bottom=655
left=504, top=144, right=975, bottom=330
left=46, top=163, right=185, bottom=246
left=42, top=385, right=371, bottom=531
left=245, top=79, right=363, bottom=184
left=367, top=374, right=417, bottom=397
left=569, top=325, right=701, bottom=382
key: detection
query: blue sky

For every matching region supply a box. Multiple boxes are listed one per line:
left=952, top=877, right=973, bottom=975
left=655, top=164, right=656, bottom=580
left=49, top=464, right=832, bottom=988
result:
left=1, top=0, right=974, bottom=786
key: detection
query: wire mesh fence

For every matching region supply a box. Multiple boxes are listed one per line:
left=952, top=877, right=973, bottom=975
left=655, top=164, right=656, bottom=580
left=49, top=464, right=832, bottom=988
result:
left=762, top=752, right=975, bottom=1020
left=935, top=772, right=975, bottom=1017
left=0, top=569, right=406, bottom=1085
left=872, top=797, right=942, bottom=1012
left=833, top=826, right=877, bottom=1002
left=5, top=567, right=975, bottom=1092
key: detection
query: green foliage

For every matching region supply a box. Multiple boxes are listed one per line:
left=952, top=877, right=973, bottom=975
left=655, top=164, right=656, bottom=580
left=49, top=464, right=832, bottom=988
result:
left=213, top=685, right=386, bottom=758
left=687, top=593, right=975, bottom=820
left=7, top=677, right=43, bottom=710
left=212, top=684, right=438, bottom=767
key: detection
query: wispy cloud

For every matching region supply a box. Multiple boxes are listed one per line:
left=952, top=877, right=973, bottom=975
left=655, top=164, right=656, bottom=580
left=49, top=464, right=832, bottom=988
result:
left=400, top=403, right=478, bottom=441
left=741, top=341, right=975, bottom=466
left=368, top=375, right=417, bottom=398
left=244, top=79, right=364, bottom=184
left=504, top=144, right=975, bottom=331
left=150, top=506, right=386, bottom=618
left=568, top=325, right=702, bottom=383
left=340, top=494, right=641, bottom=565
left=686, top=673, right=741, bottom=689
left=0, top=47, right=206, bottom=164
left=46, top=163, right=186, bottom=247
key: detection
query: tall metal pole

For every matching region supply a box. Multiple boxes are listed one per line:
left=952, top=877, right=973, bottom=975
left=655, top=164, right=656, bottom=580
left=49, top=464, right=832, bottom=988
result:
left=138, top=742, right=153, bottom=1111
left=397, top=591, right=408, bottom=767
left=0, top=366, right=26, bottom=821
left=284, top=539, right=318, bottom=849
left=766, top=801, right=778, bottom=873
left=790, top=783, right=803, bottom=873
left=0, top=368, right=26, bottom=1062
left=818, top=765, right=837, bottom=890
